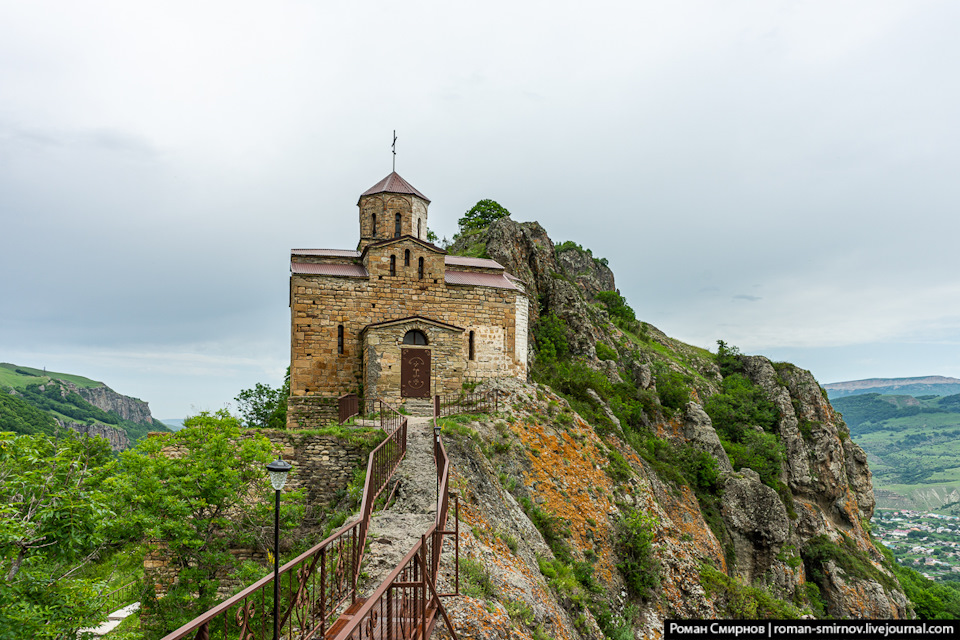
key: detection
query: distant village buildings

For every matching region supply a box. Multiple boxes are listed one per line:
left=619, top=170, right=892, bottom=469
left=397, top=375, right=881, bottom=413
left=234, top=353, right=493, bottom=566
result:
left=287, top=172, right=529, bottom=428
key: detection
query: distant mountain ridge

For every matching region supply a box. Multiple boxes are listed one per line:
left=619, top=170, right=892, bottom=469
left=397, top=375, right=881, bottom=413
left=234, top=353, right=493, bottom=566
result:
left=0, top=362, right=167, bottom=448
left=824, top=375, right=960, bottom=399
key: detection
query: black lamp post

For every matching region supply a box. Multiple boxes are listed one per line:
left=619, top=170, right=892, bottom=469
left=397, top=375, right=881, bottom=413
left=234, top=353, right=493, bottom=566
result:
left=266, top=457, right=292, bottom=640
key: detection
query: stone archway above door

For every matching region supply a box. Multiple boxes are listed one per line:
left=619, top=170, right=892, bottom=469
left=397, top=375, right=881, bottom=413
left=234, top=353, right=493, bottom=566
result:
left=360, top=315, right=465, bottom=405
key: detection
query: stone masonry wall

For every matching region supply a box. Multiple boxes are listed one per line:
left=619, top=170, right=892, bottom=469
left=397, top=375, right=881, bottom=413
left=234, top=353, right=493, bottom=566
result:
left=287, top=396, right=338, bottom=429
left=358, top=194, right=430, bottom=250
left=289, top=235, right=528, bottom=428
left=266, top=431, right=371, bottom=509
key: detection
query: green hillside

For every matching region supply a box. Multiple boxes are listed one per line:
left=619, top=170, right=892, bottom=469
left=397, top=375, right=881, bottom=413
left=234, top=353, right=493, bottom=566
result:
left=0, top=362, right=166, bottom=444
left=835, top=393, right=960, bottom=509
left=0, top=393, right=59, bottom=436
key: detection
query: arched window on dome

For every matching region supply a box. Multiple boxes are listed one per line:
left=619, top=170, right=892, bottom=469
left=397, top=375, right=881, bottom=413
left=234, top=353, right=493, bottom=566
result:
left=403, top=330, right=428, bottom=346
left=395, top=213, right=401, bottom=238
left=418, top=219, right=422, bottom=239
left=371, top=213, right=377, bottom=238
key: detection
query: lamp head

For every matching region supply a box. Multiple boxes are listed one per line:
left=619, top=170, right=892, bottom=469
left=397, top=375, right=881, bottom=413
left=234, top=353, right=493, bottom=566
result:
left=266, top=457, right=293, bottom=491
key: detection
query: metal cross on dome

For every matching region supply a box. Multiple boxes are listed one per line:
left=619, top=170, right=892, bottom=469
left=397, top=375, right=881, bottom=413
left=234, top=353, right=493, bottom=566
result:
left=392, top=130, right=397, bottom=172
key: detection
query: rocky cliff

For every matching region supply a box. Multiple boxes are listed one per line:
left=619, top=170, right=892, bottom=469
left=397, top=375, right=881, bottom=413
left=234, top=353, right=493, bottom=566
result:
left=59, top=418, right=130, bottom=450
left=70, top=381, right=154, bottom=425
left=437, top=219, right=909, bottom=638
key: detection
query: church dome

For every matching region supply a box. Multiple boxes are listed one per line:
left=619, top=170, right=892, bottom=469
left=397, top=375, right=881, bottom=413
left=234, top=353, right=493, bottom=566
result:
left=359, top=172, right=430, bottom=203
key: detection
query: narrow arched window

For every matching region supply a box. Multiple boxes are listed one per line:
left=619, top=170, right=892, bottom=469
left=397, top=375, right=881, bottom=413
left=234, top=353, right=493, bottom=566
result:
left=404, top=249, right=410, bottom=266
left=418, top=257, right=424, bottom=280
left=371, top=213, right=377, bottom=238
left=403, top=330, right=428, bottom=345
left=395, top=213, right=401, bottom=238
left=338, top=325, right=344, bottom=354
left=390, top=255, right=396, bottom=276
left=418, top=219, right=422, bottom=239
left=469, top=331, right=475, bottom=361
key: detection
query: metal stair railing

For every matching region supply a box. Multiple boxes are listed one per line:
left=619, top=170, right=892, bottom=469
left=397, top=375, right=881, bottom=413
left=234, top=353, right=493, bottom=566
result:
left=434, top=389, right=498, bottom=418
left=157, top=399, right=407, bottom=640
left=328, top=397, right=460, bottom=640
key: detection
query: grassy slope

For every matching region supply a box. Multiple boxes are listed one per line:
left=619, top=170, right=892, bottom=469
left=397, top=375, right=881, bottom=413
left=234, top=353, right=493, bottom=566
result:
left=0, top=362, right=103, bottom=388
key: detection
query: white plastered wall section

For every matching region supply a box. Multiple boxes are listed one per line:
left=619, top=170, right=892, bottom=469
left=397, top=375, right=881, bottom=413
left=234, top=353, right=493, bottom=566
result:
left=515, top=293, right=529, bottom=377
left=412, top=200, right=428, bottom=240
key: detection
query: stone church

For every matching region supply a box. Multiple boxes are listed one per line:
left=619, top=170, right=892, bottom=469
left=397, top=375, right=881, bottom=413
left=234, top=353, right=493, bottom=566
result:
left=288, top=171, right=529, bottom=427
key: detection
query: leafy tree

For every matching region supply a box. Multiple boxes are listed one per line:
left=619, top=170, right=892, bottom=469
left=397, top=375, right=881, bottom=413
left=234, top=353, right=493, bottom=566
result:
left=234, top=369, right=289, bottom=430
left=533, top=313, right=570, bottom=364
left=458, top=199, right=510, bottom=232
left=0, top=431, right=115, bottom=639
left=110, top=411, right=300, bottom=635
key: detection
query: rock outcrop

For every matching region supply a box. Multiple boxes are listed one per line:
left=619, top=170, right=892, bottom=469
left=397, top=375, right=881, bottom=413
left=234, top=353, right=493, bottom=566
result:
left=555, top=243, right=616, bottom=299
left=433, top=219, right=910, bottom=637
left=60, top=418, right=129, bottom=451
left=73, top=382, right=154, bottom=425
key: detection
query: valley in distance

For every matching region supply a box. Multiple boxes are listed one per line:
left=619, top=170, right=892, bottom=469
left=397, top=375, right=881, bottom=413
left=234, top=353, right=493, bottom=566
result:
left=826, top=376, right=960, bottom=582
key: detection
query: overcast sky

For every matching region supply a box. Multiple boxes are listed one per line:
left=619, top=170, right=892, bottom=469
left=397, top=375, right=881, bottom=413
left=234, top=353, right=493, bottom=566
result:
left=2, top=0, right=958, bottom=419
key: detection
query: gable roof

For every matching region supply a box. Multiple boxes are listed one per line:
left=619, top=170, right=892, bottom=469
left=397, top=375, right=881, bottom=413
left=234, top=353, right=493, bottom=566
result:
left=291, top=248, right=360, bottom=258
left=359, top=172, right=430, bottom=203
left=445, top=270, right=519, bottom=290
left=359, top=234, right=446, bottom=258
left=291, top=262, right=368, bottom=277
left=444, top=255, right=505, bottom=270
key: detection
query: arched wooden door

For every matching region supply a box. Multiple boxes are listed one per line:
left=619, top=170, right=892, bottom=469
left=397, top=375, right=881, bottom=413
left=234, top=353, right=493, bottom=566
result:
left=401, top=349, right=430, bottom=397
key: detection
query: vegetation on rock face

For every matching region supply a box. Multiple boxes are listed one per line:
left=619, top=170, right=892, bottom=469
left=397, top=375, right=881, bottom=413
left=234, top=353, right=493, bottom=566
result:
left=615, top=506, right=659, bottom=599
left=705, top=367, right=783, bottom=489
left=594, top=290, right=637, bottom=332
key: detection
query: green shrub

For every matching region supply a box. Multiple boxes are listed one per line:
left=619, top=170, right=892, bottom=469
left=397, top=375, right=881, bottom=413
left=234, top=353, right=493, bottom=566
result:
left=460, top=557, right=497, bottom=599
left=699, top=564, right=802, bottom=619
left=616, top=506, right=659, bottom=599
left=534, top=314, right=571, bottom=363
left=715, top=340, right=745, bottom=377
left=803, top=535, right=897, bottom=594
left=595, top=342, right=618, bottom=362
left=595, top=290, right=637, bottom=331
left=656, top=369, right=691, bottom=413
left=605, top=449, right=633, bottom=483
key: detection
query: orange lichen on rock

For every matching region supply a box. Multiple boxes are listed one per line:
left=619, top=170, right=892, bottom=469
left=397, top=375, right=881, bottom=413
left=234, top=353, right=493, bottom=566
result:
left=513, top=417, right=618, bottom=583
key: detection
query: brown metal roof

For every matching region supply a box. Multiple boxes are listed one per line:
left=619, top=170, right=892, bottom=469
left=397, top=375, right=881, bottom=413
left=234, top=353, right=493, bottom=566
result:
left=291, top=262, right=368, bottom=277
left=444, top=256, right=504, bottom=270
left=445, top=270, right=518, bottom=290
left=359, top=172, right=430, bottom=203
left=291, top=248, right=360, bottom=257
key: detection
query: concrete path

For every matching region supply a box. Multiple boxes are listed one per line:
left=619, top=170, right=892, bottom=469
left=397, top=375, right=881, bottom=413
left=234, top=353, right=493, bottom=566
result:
left=359, top=415, right=438, bottom=593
